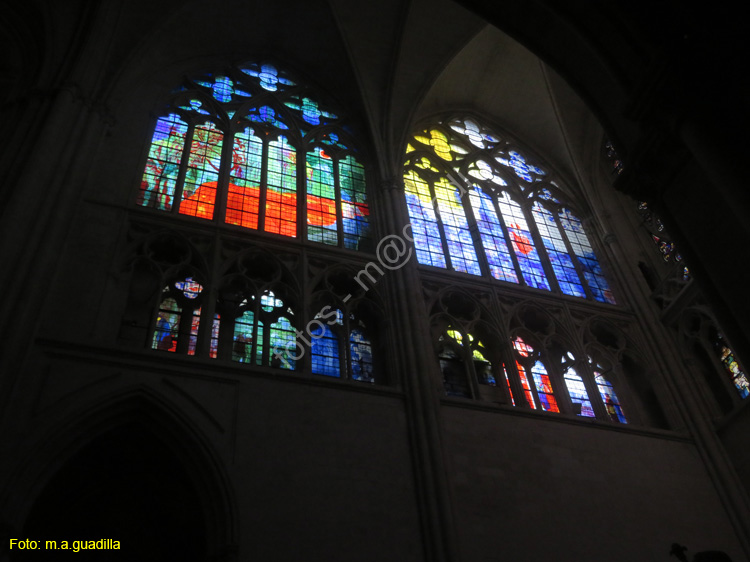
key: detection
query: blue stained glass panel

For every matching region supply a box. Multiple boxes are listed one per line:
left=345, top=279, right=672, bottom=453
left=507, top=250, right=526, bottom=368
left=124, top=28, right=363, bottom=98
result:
left=433, top=178, right=480, bottom=275
left=247, top=106, right=289, bottom=129
left=564, top=368, right=595, bottom=417
left=311, top=323, right=340, bottom=377
left=350, top=329, right=374, bottom=382
left=508, top=151, right=533, bottom=182
left=558, top=209, right=616, bottom=304
left=179, top=99, right=211, bottom=115
left=532, top=203, right=585, bottom=297
left=468, top=187, right=518, bottom=283
left=212, top=76, right=233, bottom=102
left=497, top=192, right=550, bottom=290
left=404, top=170, right=447, bottom=268
left=596, top=373, right=627, bottom=423
left=153, top=297, right=180, bottom=352
left=240, top=63, right=296, bottom=92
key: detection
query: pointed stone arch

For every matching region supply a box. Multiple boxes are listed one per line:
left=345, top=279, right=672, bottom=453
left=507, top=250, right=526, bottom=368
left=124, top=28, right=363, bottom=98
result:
left=7, top=388, right=238, bottom=561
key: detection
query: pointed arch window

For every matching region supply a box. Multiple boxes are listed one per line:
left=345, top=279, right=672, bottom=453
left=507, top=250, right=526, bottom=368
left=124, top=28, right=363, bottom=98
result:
left=137, top=62, right=371, bottom=251
left=404, top=117, right=615, bottom=303
left=561, top=352, right=596, bottom=418
left=152, top=276, right=204, bottom=355
left=309, top=308, right=376, bottom=382
left=437, top=327, right=496, bottom=398
left=211, top=287, right=297, bottom=370
left=509, top=336, right=559, bottom=412
left=589, top=356, right=627, bottom=423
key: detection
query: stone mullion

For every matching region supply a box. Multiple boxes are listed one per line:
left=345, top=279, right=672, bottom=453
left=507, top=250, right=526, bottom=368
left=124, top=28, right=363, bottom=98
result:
left=462, top=338, right=482, bottom=400
left=297, top=142, right=308, bottom=242
left=341, top=312, right=351, bottom=380
left=196, top=235, right=222, bottom=359
left=545, top=354, right=574, bottom=415
left=175, top=300, right=194, bottom=355
left=519, top=354, right=542, bottom=410
left=500, top=345, right=529, bottom=408
left=334, top=156, right=344, bottom=247
left=298, top=248, right=311, bottom=374
left=256, top=137, right=270, bottom=232
left=376, top=179, right=459, bottom=562
left=217, top=312, right=236, bottom=362
left=212, top=128, right=235, bottom=226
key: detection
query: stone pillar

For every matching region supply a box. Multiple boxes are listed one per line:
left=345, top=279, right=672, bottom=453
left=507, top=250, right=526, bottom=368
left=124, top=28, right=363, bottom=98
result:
left=374, top=178, right=460, bottom=561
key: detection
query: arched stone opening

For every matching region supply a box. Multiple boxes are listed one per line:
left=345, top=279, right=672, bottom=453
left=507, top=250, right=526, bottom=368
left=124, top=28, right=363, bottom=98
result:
left=10, top=392, right=237, bottom=561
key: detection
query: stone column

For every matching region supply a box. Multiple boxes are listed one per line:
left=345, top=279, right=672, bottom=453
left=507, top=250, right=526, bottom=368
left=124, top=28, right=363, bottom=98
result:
left=374, top=178, right=461, bottom=561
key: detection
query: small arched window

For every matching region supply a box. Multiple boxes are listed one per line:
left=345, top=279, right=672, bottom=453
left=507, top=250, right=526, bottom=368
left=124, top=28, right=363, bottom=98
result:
left=404, top=117, right=615, bottom=303
left=152, top=276, right=204, bottom=355
left=560, top=352, right=595, bottom=418
left=309, top=308, right=376, bottom=382
left=588, top=356, right=627, bottom=423
left=509, top=335, right=559, bottom=412
left=437, top=326, right=495, bottom=398
left=213, top=281, right=297, bottom=370
left=137, top=62, right=372, bottom=251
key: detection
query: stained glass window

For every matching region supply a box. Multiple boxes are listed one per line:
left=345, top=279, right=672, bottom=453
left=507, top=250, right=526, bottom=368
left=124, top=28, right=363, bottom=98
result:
left=469, top=188, right=517, bottom=283
left=636, top=200, right=690, bottom=281
left=226, top=127, right=263, bottom=229
left=208, top=289, right=296, bottom=370
left=310, top=309, right=376, bottom=382
left=340, top=156, right=371, bottom=249
left=404, top=117, right=615, bottom=303
left=151, top=277, right=203, bottom=356
left=712, top=332, right=750, bottom=399
left=153, top=297, right=181, bottom=353
left=511, top=336, right=559, bottom=412
left=350, top=324, right=375, bottom=383
left=311, top=313, right=342, bottom=377
left=589, top=358, right=627, bottom=423
left=440, top=349, right=469, bottom=397
left=437, top=328, right=496, bottom=398
left=137, top=62, right=372, bottom=251
left=306, top=147, right=338, bottom=245
left=403, top=170, right=447, bottom=268
left=265, top=136, right=297, bottom=238
left=138, top=114, right=188, bottom=210
left=561, top=352, right=595, bottom=417
left=179, top=122, right=224, bottom=220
